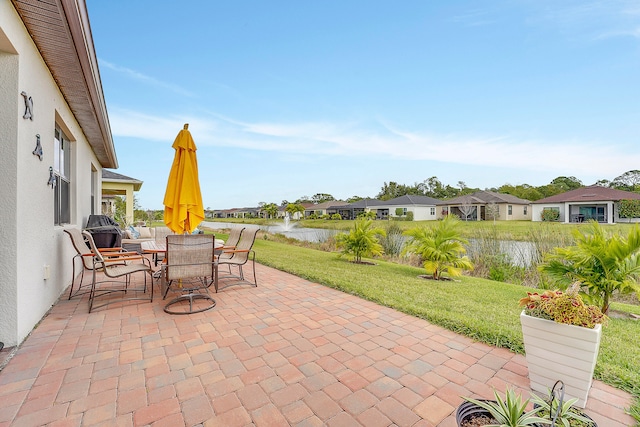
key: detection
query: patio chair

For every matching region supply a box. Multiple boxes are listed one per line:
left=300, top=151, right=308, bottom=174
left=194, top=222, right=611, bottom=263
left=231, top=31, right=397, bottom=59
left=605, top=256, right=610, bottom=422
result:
left=215, top=226, right=259, bottom=292
left=82, top=230, right=153, bottom=312
left=161, top=234, right=217, bottom=314
left=215, top=226, right=245, bottom=258
left=64, top=228, right=126, bottom=300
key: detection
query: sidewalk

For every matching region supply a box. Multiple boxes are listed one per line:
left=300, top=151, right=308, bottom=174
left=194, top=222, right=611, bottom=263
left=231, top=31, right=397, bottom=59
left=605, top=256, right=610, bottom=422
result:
left=0, top=263, right=635, bottom=426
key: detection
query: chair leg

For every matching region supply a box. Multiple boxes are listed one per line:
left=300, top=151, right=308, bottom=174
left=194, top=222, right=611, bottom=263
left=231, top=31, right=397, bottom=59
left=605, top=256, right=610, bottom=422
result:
left=68, top=257, right=77, bottom=300
left=88, top=269, right=97, bottom=313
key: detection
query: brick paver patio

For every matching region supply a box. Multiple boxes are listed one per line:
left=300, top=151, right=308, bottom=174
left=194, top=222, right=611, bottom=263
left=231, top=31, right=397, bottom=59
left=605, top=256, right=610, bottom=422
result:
left=0, top=263, right=635, bottom=426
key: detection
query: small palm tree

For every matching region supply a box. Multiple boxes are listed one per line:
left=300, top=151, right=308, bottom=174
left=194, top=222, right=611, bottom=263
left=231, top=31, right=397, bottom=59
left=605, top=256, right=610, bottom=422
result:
left=336, top=219, right=385, bottom=263
left=403, top=215, right=473, bottom=280
left=539, top=220, right=640, bottom=314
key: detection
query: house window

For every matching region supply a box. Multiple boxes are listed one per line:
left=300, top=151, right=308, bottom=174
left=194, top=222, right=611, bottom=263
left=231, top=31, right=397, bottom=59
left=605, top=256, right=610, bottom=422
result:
left=430, top=207, right=436, bottom=216
left=508, top=205, right=513, bottom=215
left=524, top=206, right=528, bottom=215
left=54, top=126, right=71, bottom=225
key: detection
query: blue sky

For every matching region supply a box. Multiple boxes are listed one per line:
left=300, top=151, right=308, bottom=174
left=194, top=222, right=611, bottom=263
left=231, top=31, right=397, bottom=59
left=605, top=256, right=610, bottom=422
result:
left=86, top=1, right=640, bottom=210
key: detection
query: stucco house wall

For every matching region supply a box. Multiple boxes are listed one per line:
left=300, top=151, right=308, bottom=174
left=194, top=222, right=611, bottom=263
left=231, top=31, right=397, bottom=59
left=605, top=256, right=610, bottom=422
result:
left=437, top=191, right=531, bottom=221
left=530, top=186, right=640, bottom=224
left=0, top=1, right=115, bottom=347
left=531, top=203, right=565, bottom=222
left=383, top=204, right=438, bottom=221
left=503, top=203, right=531, bottom=221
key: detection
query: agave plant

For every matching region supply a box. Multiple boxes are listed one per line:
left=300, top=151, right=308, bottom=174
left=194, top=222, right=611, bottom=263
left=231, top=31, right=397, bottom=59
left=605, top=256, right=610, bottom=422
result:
left=530, top=382, right=596, bottom=427
left=462, top=388, right=551, bottom=427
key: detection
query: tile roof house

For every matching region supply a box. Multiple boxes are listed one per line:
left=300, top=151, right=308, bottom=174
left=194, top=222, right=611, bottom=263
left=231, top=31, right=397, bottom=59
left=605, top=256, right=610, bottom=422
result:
left=328, top=199, right=383, bottom=220
left=438, top=190, right=531, bottom=221
left=1, top=0, right=118, bottom=347
left=367, top=195, right=442, bottom=221
left=531, top=185, right=640, bottom=224
left=304, top=200, right=346, bottom=218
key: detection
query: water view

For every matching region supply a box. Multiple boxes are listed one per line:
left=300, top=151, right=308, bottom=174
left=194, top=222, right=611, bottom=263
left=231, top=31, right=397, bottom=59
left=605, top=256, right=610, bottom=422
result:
left=202, top=220, right=340, bottom=243
left=202, top=220, right=538, bottom=266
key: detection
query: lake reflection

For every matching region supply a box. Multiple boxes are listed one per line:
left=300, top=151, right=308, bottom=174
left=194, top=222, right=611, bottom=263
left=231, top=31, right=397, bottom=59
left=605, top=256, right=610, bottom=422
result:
left=201, top=221, right=339, bottom=243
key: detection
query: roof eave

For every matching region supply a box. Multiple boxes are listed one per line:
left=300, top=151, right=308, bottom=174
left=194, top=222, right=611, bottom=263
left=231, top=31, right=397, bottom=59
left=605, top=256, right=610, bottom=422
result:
left=12, top=0, right=117, bottom=168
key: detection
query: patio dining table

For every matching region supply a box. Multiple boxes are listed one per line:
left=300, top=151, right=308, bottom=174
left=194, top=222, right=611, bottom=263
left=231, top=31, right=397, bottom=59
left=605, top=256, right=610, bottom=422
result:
left=141, top=239, right=225, bottom=266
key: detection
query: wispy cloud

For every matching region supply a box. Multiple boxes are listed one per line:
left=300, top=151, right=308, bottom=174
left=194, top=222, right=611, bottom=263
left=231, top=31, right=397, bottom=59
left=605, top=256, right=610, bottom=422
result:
left=450, top=8, right=497, bottom=27
left=108, top=108, right=640, bottom=179
left=98, top=59, right=196, bottom=97
left=527, top=0, right=640, bottom=41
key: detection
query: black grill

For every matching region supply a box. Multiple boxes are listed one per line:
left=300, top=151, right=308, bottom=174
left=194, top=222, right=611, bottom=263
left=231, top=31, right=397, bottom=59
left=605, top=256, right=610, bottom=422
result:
left=85, top=215, right=122, bottom=248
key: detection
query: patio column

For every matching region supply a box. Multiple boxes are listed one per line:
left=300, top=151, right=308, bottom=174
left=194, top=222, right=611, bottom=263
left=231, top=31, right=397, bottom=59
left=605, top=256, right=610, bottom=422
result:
left=607, top=202, right=614, bottom=224
left=125, top=187, right=134, bottom=225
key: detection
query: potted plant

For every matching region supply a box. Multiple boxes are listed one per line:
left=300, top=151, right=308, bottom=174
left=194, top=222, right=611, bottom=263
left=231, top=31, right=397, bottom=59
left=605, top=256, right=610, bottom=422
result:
left=530, top=381, right=597, bottom=427
left=456, top=387, right=551, bottom=427
left=519, top=282, right=607, bottom=408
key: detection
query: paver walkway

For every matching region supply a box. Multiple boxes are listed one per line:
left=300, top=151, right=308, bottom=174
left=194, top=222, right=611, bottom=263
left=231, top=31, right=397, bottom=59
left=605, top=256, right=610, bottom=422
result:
left=0, top=263, right=635, bottom=426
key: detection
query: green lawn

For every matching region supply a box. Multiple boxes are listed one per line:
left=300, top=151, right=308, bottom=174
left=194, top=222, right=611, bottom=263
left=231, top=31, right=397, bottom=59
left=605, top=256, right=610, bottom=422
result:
left=233, top=235, right=640, bottom=419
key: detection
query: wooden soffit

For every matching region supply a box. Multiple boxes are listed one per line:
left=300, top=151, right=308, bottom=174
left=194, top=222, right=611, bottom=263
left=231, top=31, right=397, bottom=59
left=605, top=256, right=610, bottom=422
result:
left=11, top=0, right=117, bottom=168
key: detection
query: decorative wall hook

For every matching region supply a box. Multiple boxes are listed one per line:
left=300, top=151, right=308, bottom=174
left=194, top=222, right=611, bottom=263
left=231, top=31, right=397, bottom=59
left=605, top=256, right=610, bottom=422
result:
left=47, top=166, right=56, bottom=188
left=21, top=91, right=33, bottom=120
left=33, top=134, right=43, bottom=160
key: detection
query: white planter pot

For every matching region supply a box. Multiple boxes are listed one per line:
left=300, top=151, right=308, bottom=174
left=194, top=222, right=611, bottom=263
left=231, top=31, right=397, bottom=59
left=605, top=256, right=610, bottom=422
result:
left=520, top=311, right=602, bottom=408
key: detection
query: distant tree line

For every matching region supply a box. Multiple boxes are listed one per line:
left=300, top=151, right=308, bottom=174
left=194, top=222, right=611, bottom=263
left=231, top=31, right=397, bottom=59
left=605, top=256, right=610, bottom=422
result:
left=136, top=170, right=640, bottom=218
left=374, top=170, right=640, bottom=202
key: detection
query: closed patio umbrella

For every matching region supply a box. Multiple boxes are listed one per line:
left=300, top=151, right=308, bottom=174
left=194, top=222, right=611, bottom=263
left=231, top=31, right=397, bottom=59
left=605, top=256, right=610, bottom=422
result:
left=163, top=124, right=204, bottom=234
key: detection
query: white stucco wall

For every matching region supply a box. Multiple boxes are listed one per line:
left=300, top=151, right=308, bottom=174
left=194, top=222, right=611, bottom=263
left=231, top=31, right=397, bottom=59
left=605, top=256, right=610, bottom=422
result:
left=0, top=20, right=20, bottom=349
left=1, top=3, right=102, bottom=347
left=531, top=204, right=565, bottom=222
left=378, top=204, right=438, bottom=221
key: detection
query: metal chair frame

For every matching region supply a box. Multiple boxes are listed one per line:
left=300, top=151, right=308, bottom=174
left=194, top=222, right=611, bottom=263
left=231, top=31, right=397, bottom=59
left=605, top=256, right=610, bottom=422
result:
left=215, top=227, right=259, bottom=292
left=64, top=228, right=125, bottom=300
left=161, top=234, right=217, bottom=314
left=82, top=231, right=153, bottom=312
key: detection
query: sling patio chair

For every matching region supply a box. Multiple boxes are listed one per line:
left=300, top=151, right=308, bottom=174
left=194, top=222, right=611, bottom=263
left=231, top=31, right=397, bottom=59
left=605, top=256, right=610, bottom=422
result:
left=161, top=234, right=217, bottom=315
left=64, top=228, right=127, bottom=300
left=215, top=226, right=245, bottom=258
left=82, top=230, right=153, bottom=312
left=215, top=226, right=259, bottom=292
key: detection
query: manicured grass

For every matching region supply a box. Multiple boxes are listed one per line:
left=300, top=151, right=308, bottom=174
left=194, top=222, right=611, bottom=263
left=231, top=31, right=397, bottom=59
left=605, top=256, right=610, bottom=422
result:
left=242, top=236, right=640, bottom=418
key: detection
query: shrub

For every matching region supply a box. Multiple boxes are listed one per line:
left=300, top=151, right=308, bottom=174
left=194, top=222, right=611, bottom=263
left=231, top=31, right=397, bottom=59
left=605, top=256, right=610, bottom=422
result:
left=619, top=199, right=640, bottom=218
left=405, top=211, right=414, bottom=221
left=380, top=222, right=405, bottom=257
left=541, top=208, right=560, bottom=221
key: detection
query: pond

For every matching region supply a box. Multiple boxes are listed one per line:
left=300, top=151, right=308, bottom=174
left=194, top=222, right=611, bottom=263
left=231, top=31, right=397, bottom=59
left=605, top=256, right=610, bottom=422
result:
left=202, top=221, right=539, bottom=266
left=201, top=221, right=340, bottom=243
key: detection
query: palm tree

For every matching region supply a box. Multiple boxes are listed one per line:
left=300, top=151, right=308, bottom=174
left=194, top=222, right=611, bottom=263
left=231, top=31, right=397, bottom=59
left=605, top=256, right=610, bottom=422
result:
left=336, top=219, right=385, bottom=263
left=261, top=203, right=278, bottom=219
left=286, top=203, right=305, bottom=219
left=403, top=215, right=473, bottom=280
left=539, top=220, right=640, bottom=314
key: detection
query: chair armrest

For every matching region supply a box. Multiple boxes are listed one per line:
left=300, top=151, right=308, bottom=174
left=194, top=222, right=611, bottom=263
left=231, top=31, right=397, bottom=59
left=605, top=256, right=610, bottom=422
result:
left=99, top=247, right=124, bottom=252
left=224, top=249, right=250, bottom=254
left=102, top=254, right=145, bottom=263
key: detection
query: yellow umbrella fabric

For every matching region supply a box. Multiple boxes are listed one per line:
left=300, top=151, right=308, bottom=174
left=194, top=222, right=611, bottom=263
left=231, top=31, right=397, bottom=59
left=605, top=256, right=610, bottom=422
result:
left=163, top=124, right=205, bottom=234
